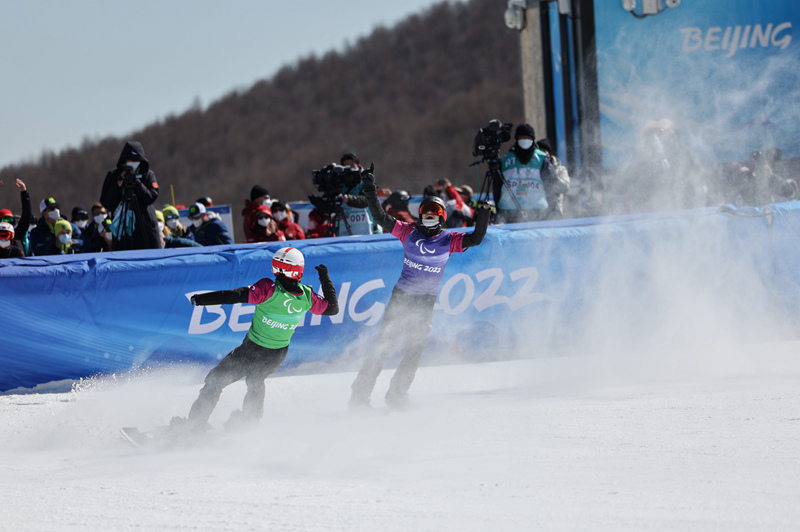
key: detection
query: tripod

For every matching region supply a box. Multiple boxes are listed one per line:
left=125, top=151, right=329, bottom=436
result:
left=470, top=155, right=522, bottom=211
left=325, top=197, right=353, bottom=237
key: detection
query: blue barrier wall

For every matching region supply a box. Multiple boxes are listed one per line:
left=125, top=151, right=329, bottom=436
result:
left=2, top=202, right=799, bottom=391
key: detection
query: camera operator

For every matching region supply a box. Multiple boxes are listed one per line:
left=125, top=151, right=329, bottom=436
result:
left=740, top=148, right=796, bottom=207
left=495, top=124, right=559, bottom=224
left=99, top=141, right=162, bottom=250
left=308, top=153, right=380, bottom=237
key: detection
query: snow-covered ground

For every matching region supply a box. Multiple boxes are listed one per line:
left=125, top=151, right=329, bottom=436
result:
left=2, top=341, right=800, bottom=531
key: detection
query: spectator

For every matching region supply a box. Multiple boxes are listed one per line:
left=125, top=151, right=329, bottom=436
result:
left=162, top=205, right=190, bottom=238
left=732, top=149, right=797, bottom=207
left=35, top=219, right=79, bottom=256
left=0, top=178, right=32, bottom=255
left=99, top=141, right=162, bottom=250
left=383, top=190, right=417, bottom=224
left=536, top=139, right=571, bottom=220
left=196, top=196, right=213, bottom=207
left=454, top=185, right=476, bottom=226
left=432, top=178, right=470, bottom=228
left=305, top=208, right=331, bottom=239
left=270, top=201, right=305, bottom=241
left=71, top=207, right=89, bottom=231
left=29, top=197, right=81, bottom=256
left=245, top=205, right=286, bottom=243
left=156, top=209, right=201, bottom=249
left=242, top=185, right=271, bottom=243
left=187, top=202, right=233, bottom=246
left=615, top=119, right=705, bottom=214
left=494, top=124, right=561, bottom=223
left=0, top=222, right=24, bottom=258
left=82, top=203, right=109, bottom=253
left=98, top=218, right=114, bottom=251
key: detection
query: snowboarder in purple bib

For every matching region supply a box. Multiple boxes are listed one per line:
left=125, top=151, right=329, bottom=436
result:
left=172, top=247, right=338, bottom=434
left=350, top=165, right=490, bottom=409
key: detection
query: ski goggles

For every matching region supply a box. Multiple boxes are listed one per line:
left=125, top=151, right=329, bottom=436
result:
left=420, top=203, right=445, bottom=218
left=0, top=230, right=13, bottom=241
left=0, top=216, right=14, bottom=225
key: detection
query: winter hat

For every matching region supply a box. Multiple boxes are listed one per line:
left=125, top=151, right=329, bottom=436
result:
left=188, top=202, right=206, bottom=219
left=515, top=123, right=535, bottom=139
left=162, top=205, right=180, bottom=218
left=458, top=185, right=474, bottom=198
left=255, top=205, right=274, bottom=219
left=71, top=207, right=89, bottom=221
left=155, top=210, right=164, bottom=223
left=270, top=200, right=287, bottom=212
left=537, top=138, right=553, bottom=154
left=39, top=197, right=59, bottom=213
left=54, top=219, right=72, bottom=234
left=250, top=185, right=270, bottom=201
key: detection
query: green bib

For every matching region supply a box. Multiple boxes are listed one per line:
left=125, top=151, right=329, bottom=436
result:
left=247, top=282, right=314, bottom=348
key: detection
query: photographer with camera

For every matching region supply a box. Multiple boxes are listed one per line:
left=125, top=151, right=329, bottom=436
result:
left=495, top=124, right=558, bottom=224
left=308, top=153, right=380, bottom=237
left=99, top=141, right=162, bottom=251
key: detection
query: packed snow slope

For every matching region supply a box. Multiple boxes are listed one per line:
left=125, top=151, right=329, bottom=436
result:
left=2, top=339, right=800, bottom=532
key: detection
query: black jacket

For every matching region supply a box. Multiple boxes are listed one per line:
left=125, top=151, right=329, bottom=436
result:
left=99, top=141, right=162, bottom=251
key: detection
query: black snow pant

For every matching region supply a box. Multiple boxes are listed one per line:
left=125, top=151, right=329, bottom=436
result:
left=187, top=336, right=288, bottom=427
left=350, top=287, right=437, bottom=404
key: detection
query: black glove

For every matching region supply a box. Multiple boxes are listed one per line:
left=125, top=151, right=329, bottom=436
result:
left=360, top=163, right=376, bottom=188
left=190, top=294, right=197, bottom=306
left=315, top=264, right=328, bottom=276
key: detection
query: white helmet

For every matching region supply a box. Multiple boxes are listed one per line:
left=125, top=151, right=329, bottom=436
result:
left=272, top=247, right=304, bottom=280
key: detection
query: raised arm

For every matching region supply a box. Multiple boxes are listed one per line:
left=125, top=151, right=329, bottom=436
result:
left=462, top=203, right=491, bottom=248
left=359, top=164, right=396, bottom=233
left=314, top=264, right=339, bottom=316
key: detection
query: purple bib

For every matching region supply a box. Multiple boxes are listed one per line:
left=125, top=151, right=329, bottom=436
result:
left=392, top=222, right=461, bottom=295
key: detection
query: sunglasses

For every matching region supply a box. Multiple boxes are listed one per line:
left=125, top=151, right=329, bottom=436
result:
left=166, top=215, right=179, bottom=221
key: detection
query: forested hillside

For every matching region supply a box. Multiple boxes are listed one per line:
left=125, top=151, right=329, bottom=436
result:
left=0, top=0, right=522, bottom=240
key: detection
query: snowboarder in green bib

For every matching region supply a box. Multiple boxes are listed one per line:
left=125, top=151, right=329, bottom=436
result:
left=173, top=247, right=338, bottom=433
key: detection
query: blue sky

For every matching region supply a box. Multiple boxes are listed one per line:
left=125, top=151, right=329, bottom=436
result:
left=0, top=0, right=453, bottom=168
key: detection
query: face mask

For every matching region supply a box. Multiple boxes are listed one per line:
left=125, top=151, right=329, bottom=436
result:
left=273, top=211, right=287, bottom=222
left=58, top=233, right=71, bottom=245
left=94, top=213, right=107, bottom=224
left=157, top=221, right=165, bottom=233
left=103, top=232, right=113, bottom=241
left=166, top=219, right=178, bottom=229
left=517, top=139, right=534, bottom=150
left=47, top=209, right=60, bottom=221
left=262, top=199, right=273, bottom=208
left=0, top=240, right=10, bottom=249
left=75, top=220, right=88, bottom=229
left=257, top=217, right=270, bottom=228
left=422, top=217, right=440, bottom=228
left=192, top=219, right=203, bottom=228
left=126, top=161, right=140, bottom=172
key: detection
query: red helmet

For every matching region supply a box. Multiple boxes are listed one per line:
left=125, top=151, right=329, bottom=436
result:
left=0, top=221, right=14, bottom=242
left=272, top=247, right=304, bottom=280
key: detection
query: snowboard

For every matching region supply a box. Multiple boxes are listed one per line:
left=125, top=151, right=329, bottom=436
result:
left=119, top=426, right=160, bottom=448
left=119, top=424, right=218, bottom=449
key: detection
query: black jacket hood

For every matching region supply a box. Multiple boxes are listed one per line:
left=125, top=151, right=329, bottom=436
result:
left=116, top=141, right=150, bottom=174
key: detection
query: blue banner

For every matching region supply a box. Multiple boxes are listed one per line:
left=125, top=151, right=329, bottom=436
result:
left=594, top=0, right=800, bottom=168
left=2, top=202, right=800, bottom=391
